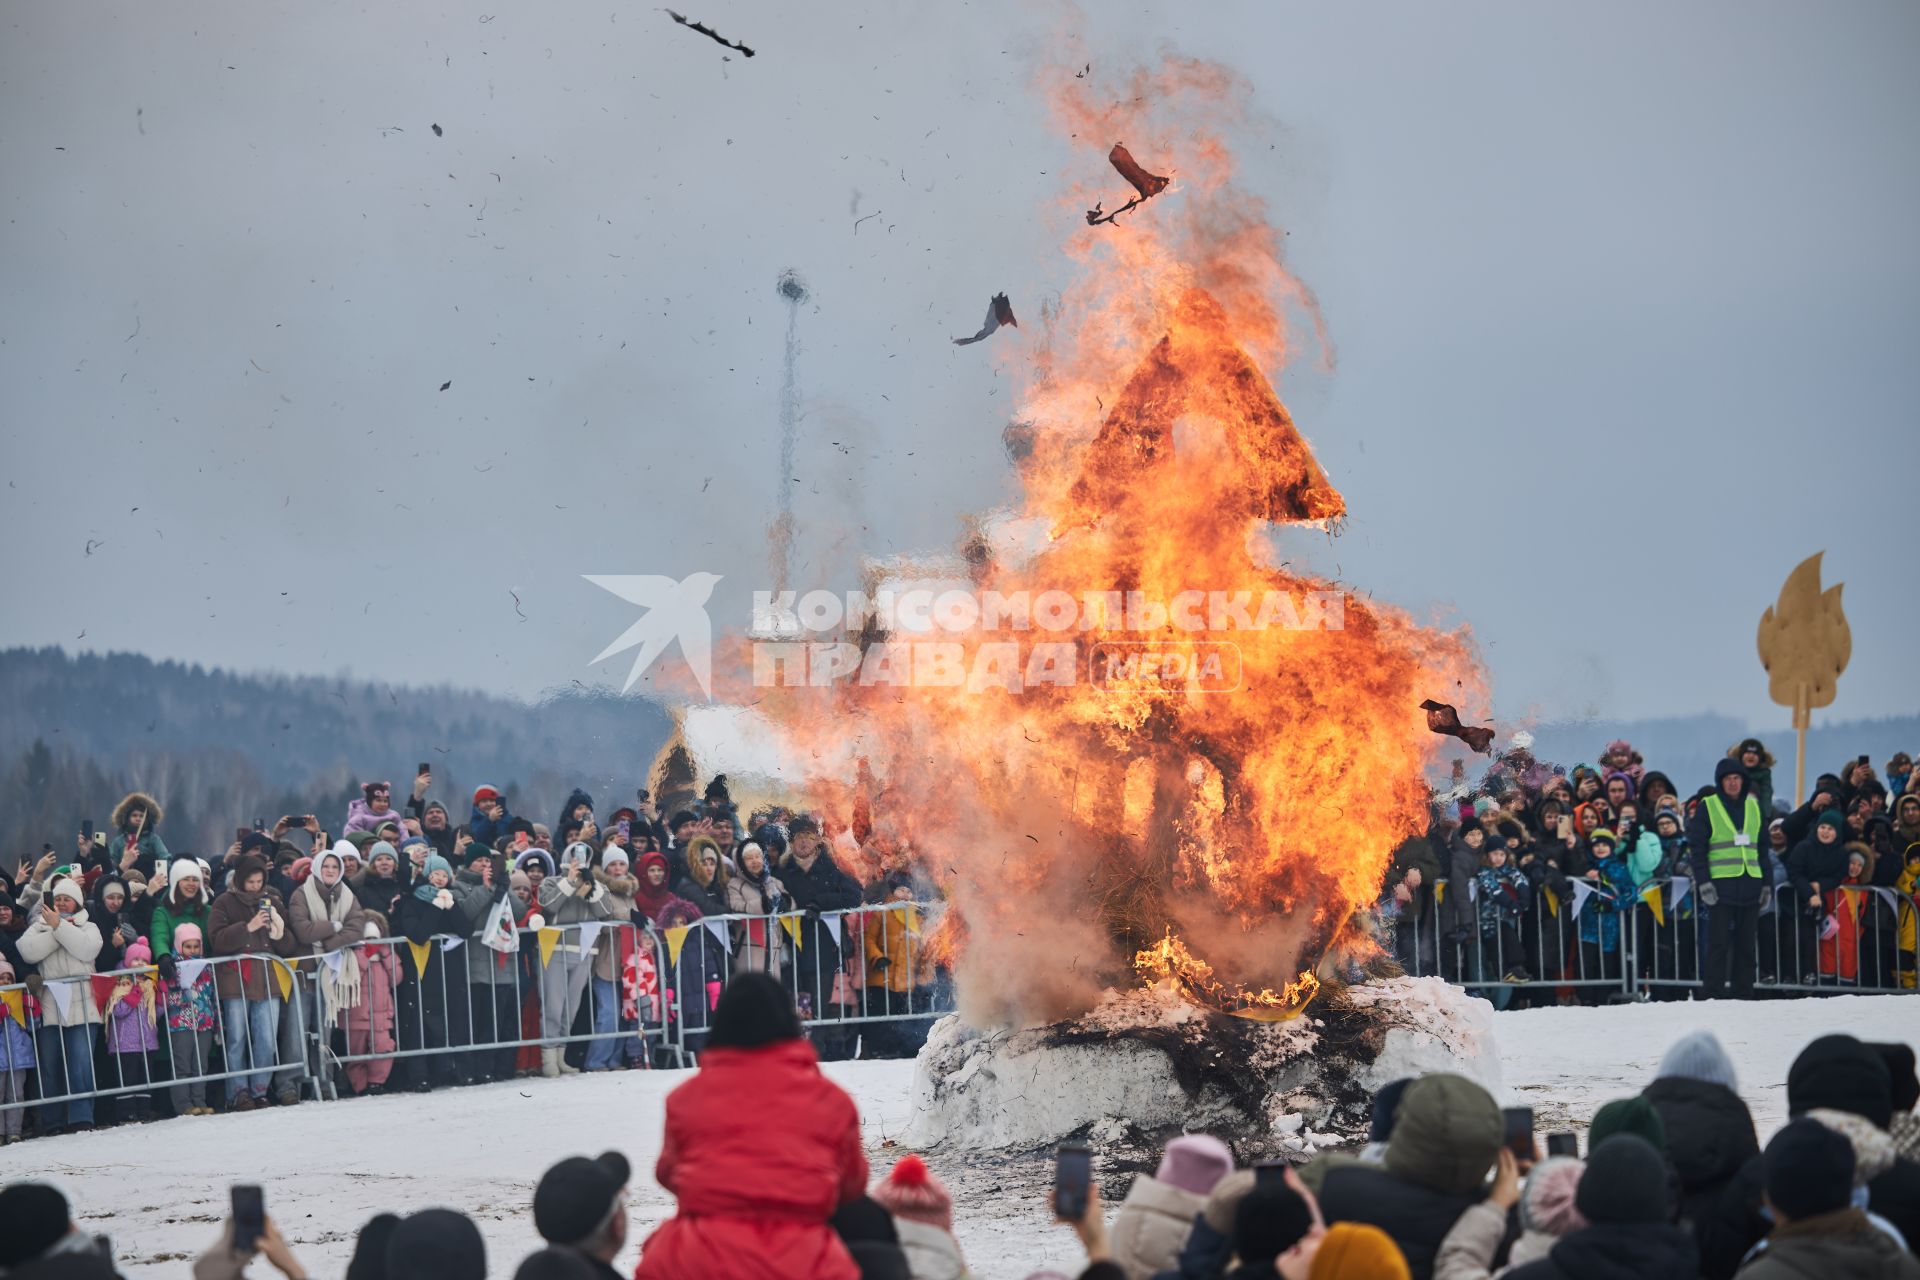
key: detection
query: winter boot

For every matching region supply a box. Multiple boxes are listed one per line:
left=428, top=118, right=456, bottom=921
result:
left=541, top=1048, right=562, bottom=1078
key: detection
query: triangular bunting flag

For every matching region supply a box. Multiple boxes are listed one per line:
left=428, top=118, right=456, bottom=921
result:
left=779, top=915, right=803, bottom=948
left=575, top=923, right=604, bottom=955
left=1466, top=879, right=1478, bottom=903
left=1670, top=877, right=1692, bottom=911
left=537, top=928, right=562, bottom=967
left=407, top=939, right=434, bottom=979
left=1542, top=884, right=1560, bottom=917
left=821, top=912, right=843, bottom=948
left=1435, top=880, right=1447, bottom=905
left=1640, top=884, right=1666, bottom=928
left=664, top=925, right=690, bottom=965
left=437, top=935, right=463, bottom=952
left=90, top=974, right=119, bottom=1013
left=905, top=905, right=922, bottom=936
left=318, top=949, right=346, bottom=974
left=702, top=917, right=733, bottom=953
left=176, top=959, right=209, bottom=989
left=1, top=989, right=26, bottom=1028
left=1869, top=887, right=1899, bottom=913
left=46, top=981, right=75, bottom=1021
left=1570, top=880, right=1596, bottom=920
left=270, top=960, right=294, bottom=1000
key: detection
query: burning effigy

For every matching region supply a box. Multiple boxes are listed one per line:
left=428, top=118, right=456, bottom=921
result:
left=704, top=56, right=1500, bottom=1150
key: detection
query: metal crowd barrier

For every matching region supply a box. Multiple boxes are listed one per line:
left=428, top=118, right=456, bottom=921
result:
left=0, top=902, right=959, bottom=1129
left=1384, top=875, right=1918, bottom=1003
left=0, top=953, right=322, bottom=1121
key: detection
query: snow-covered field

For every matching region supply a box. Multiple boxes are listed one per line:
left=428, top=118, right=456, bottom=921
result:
left=7, top=996, right=1915, bottom=1279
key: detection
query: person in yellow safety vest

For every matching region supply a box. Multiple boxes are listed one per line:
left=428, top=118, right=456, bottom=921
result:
left=1685, top=757, right=1778, bottom=999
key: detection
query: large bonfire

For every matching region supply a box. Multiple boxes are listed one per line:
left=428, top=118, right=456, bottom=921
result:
left=741, top=56, right=1484, bottom=1028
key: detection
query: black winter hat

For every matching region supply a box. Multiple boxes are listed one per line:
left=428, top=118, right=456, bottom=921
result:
left=513, top=1246, right=602, bottom=1280
left=708, top=972, right=803, bottom=1049
left=1713, top=758, right=1744, bottom=787
left=0, top=1183, right=70, bottom=1265
left=831, top=1195, right=900, bottom=1247
left=1575, top=1135, right=1671, bottom=1225
left=1787, top=1033, right=1893, bottom=1129
left=385, top=1208, right=487, bottom=1280
left=788, top=814, right=821, bottom=837
left=239, top=830, right=278, bottom=858
left=1368, top=1078, right=1413, bottom=1144
left=345, top=1212, right=400, bottom=1280
left=533, top=1151, right=631, bottom=1245
left=1869, top=1042, right=1920, bottom=1114
left=847, top=1240, right=913, bottom=1280
left=1233, top=1183, right=1315, bottom=1263
left=1764, top=1118, right=1854, bottom=1221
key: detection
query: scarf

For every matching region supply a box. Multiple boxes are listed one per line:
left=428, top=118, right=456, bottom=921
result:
left=298, top=877, right=363, bottom=1019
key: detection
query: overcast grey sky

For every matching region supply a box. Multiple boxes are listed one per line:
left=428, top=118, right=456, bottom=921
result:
left=3, top=1, right=1915, bottom=727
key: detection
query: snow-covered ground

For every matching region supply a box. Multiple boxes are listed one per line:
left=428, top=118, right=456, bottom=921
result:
left=7, top=996, right=1915, bottom=1279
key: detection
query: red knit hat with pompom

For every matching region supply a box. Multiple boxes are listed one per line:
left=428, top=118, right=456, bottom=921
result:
left=869, top=1154, right=953, bottom=1231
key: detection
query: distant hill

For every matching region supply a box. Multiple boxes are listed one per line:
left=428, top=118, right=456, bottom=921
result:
left=0, top=647, right=673, bottom=859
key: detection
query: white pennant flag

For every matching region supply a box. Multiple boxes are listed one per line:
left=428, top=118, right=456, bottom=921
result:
left=1466, top=879, right=1479, bottom=903
left=1570, top=880, right=1596, bottom=920
left=436, top=934, right=464, bottom=953
left=574, top=923, right=604, bottom=954
left=702, top=917, right=733, bottom=953
left=318, top=950, right=346, bottom=974
left=1669, top=877, right=1692, bottom=911
left=175, top=959, right=209, bottom=989
left=1868, top=887, right=1899, bottom=913
left=46, top=981, right=75, bottom=1020
left=821, top=912, right=844, bottom=948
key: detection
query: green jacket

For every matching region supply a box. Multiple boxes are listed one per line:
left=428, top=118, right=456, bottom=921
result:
left=150, top=895, right=210, bottom=959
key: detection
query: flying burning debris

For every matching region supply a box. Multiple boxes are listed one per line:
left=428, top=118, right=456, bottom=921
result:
left=953, top=293, right=1019, bottom=346
left=1419, top=699, right=1496, bottom=755
left=1088, top=142, right=1172, bottom=225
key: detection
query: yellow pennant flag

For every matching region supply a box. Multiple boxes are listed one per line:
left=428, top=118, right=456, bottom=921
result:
left=779, top=915, right=803, bottom=949
left=905, top=905, right=922, bottom=936
left=1, top=989, right=25, bottom=1028
left=270, top=959, right=294, bottom=1001
left=1434, top=881, right=1447, bottom=905
left=1640, top=884, right=1666, bottom=928
left=1542, top=885, right=1560, bottom=917
left=537, top=927, right=562, bottom=967
left=407, top=939, right=434, bottom=980
left=664, top=925, right=690, bottom=965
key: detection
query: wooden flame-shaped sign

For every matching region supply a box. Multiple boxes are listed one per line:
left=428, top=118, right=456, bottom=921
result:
left=1756, top=552, right=1851, bottom=729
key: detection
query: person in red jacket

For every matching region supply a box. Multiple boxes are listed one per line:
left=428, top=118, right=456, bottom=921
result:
left=635, top=973, right=868, bottom=1280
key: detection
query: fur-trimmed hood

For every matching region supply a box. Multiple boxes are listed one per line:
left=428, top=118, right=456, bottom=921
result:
left=593, top=865, right=638, bottom=898
left=1727, top=739, right=1777, bottom=769
left=112, top=790, right=163, bottom=831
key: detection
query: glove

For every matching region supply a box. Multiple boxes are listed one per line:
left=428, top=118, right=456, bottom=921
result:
left=117, top=921, right=139, bottom=946
left=434, top=889, right=454, bottom=910
left=329, top=920, right=342, bottom=933
left=870, top=956, right=890, bottom=971
left=1758, top=887, right=1772, bottom=912
left=157, top=953, right=178, bottom=983
left=1698, top=882, right=1719, bottom=907
left=804, top=906, right=821, bottom=921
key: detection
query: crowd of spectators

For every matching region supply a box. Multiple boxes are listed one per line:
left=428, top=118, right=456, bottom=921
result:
left=2, top=975, right=1915, bottom=1279
left=1377, top=739, right=1920, bottom=1003
left=0, top=769, right=944, bottom=1138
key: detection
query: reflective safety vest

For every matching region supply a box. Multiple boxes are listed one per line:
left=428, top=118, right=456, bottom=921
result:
left=1704, top=793, right=1763, bottom=880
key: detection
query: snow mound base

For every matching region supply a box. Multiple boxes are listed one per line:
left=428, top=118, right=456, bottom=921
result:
left=903, top=976, right=1499, bottom=1157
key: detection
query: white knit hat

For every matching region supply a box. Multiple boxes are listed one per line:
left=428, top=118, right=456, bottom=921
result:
left=169, top=860, right=203, bottom=891
left=49, top=877, right=85, bottom=908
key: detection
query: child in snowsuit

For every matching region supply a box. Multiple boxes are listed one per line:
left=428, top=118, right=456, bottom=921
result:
left=165, top=923, right=220, bottom=1115
left=105, top=937, right=162, bottom=1120
left=0, top=956, right=35, bottom=1141
left=343, top=914, right=398, bottom=1094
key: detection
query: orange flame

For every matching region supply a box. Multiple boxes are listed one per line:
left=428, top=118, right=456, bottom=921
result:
left=741, top=53, right=1483, bottom=1026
